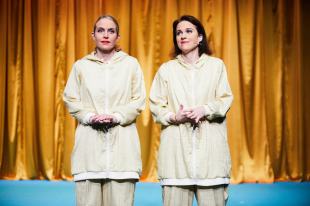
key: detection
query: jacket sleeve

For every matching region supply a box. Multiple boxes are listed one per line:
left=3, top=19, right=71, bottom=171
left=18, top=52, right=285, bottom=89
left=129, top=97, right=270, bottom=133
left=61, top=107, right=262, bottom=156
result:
left=63, top=64, right=95, bottom=124
left=111, top=62, right=146, bottom=126
left=149, top=66, right=174, bottom=126
left=204, top=62, right=233, bottom=120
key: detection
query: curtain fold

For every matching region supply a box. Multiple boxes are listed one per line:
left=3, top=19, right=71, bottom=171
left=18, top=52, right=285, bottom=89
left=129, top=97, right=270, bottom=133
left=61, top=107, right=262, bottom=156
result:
left=0, top=0, right=309, bottom=182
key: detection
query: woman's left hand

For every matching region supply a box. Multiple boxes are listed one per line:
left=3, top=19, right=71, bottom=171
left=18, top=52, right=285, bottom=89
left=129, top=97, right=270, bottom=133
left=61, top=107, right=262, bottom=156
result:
left=184, top=106, right=206, bottom=123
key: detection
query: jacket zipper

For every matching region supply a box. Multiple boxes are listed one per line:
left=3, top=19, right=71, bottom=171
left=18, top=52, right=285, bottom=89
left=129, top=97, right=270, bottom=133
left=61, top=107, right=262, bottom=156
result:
left=191, top=69, right=196, bottom=178
left=104, top=66, right=110, bottom=173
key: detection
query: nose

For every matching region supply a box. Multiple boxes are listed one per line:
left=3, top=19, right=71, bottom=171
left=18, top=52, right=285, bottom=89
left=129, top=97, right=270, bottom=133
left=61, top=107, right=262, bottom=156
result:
left=103, top=31, right=109, bottom=38
left=180, top=33, right=186, bottom=39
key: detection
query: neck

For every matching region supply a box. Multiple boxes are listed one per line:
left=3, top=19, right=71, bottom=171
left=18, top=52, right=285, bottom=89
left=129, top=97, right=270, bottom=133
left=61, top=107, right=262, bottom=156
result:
left=181, top=48, right=200, bottom=64
left=95, top=48, right=116, bottom=62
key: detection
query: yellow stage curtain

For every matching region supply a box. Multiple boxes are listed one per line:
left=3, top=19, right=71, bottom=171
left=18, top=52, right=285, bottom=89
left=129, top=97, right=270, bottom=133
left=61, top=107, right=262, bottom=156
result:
left=0, top=0, right=309, bottom=182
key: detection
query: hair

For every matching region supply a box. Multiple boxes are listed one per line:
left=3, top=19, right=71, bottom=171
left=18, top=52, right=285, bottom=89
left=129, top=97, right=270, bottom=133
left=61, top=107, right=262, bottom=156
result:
left=172, top=15, right=212, bottom=57
left=93, top=15, right=120, bottom=36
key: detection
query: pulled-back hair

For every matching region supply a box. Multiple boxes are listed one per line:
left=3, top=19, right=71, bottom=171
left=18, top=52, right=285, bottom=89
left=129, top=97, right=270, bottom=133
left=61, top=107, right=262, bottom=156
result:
left=173, top=15, right=212, bottom=57
left=93, top=15, right=120, bottom=36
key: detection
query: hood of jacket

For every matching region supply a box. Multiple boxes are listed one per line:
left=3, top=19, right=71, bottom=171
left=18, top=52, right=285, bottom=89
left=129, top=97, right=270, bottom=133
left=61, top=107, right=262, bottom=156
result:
left=176, top=53, right=209, bottom=69
left=83, top=50, right=128, bottom=64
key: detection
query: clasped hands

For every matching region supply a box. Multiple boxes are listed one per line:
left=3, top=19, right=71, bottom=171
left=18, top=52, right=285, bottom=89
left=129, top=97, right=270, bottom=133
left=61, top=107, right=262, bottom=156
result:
left=89, top=114, right=119, bottom=132
left=90, top=114, right=118, bottom=125
left=170, top=104, right=206, bottom=125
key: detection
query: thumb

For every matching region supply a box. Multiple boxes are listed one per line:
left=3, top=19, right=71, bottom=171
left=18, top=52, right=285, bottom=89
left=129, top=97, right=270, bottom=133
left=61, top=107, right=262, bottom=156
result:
left=179, top=104, right=184, bottom=111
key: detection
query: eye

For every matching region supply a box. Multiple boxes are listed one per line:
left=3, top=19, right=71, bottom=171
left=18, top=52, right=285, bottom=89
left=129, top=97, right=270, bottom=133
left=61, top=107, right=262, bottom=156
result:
left=186, top=29, right=193, bottom=33
left=108, top=28, right=116, bottom=34
left=97, top=28, right=104, bottom=33
left=176, top=30, right=182, bottom=36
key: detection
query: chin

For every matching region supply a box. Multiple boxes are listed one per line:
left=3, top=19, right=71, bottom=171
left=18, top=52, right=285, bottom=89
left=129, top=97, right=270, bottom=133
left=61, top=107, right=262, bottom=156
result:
left=98, top=46, right=115, bottom=53
left=180, top=49, right=192, bottom=54
left=180, top=47, right=192, bottom=52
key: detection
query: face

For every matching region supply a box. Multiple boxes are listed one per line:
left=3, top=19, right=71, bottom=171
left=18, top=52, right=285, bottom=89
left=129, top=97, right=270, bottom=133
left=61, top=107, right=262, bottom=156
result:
left=176, top=20, right=202, bottom=54
left=92, top=18, right=119, bottom=53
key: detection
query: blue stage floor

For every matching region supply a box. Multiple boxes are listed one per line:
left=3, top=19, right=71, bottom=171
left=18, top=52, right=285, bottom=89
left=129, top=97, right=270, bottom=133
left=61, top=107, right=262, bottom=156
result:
left=0, top=181, right=309, bottom=206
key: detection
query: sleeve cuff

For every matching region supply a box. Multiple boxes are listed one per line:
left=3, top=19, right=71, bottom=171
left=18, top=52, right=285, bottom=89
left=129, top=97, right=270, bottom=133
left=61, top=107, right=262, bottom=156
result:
left=113, top=113, right=124, bottom=124
left=83, top=112, right=96, bottom=124
left=164, top=112, right=175, bottom=124
left=203, top=105, right=212, bottom=116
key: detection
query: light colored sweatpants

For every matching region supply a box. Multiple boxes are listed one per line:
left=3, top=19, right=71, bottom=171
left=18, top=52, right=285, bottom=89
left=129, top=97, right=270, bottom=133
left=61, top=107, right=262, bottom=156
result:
left=75, top=179, right=136, bottom=206
left=162, top=185, right=227, bottom=206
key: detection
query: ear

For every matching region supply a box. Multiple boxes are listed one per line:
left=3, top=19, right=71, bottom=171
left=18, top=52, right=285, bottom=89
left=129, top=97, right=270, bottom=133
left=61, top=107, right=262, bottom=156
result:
left=91, top=32, right=95, bottom=40
left=198, top=35, right=203, bottom=43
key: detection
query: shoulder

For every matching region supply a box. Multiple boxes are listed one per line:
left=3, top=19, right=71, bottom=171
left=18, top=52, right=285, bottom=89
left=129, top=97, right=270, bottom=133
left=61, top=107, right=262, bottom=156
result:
left=165, top=58, right=180, bottom=68
left=118, top=52, right=143, bottom=72
left=71, top=58, right=92, bottom=73
left=157, top=59, right=179, bottom=74
left=118, top=51, right=139, bottom=64
left=124, top=55, right=138, bottom=64
left=152, top=59, right=178, bottom=82
left=70, top=59, right=84, bottom=71
left=203, top=55, right=227, bottom=73
left=205, top=55, right=224, bottom=66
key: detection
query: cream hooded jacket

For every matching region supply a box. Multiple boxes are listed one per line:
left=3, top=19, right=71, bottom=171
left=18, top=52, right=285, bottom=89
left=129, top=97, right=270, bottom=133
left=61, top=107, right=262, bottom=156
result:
left=150, top=54, right=233, bottom=186
left=63, top=51, right=146, bottom=180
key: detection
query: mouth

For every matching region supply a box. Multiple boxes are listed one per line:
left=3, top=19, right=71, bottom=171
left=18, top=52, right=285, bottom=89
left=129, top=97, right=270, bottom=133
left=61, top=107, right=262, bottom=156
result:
left=101, top=41, right=110, bottom=44
left=180, top=41, right=189, bottom=44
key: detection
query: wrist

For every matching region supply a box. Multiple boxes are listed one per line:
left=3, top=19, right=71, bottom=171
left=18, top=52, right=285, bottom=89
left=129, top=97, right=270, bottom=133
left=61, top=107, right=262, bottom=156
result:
left=89, top=115, right=96, bottom=124
left=169, top=114, right=176, bottom=123
left=173, top=114, right=178, bottom=123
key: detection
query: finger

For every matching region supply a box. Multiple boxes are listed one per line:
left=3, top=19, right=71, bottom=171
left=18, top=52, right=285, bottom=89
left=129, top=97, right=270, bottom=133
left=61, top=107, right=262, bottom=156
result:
left=186, top=112, right=196, bottom=118
left=98, top=115, right=106, bottom=120
left=195, top=117, right=200, bottom=123
left=102, top=115, right=112, bottom=120
left=179, top=104, right=184, bottom=111
left=92, top=115, right=99, bottom=120
left=183, top=108, right=193, bottom=114
left=185, top=114, right=193, bottom=119
left=183, top=110, right=192, bottom=115
left=193, top=115, right=199, bottom=121
left=93, top=117, right=101, bottom=122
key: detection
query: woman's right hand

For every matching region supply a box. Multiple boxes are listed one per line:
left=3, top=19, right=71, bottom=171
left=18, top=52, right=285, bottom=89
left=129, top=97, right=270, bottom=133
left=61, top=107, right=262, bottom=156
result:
left=170, top=105, right=190, bottom=124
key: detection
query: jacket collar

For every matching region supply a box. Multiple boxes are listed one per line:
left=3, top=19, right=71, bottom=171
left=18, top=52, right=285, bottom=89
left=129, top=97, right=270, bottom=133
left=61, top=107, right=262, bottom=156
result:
left=84, top=50, right=128, bottom=64
left=176, top=53, right=209, bottom=69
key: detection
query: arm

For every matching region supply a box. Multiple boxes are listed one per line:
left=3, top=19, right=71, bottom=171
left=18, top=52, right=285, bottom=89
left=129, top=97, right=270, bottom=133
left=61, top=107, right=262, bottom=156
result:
left=204, top=62, right=233, bottom=120
left=63, top=64, right=95, bottom=124
left=110, top=62, right=146, bottom=126
left=149, top=66, right=174, bottom=126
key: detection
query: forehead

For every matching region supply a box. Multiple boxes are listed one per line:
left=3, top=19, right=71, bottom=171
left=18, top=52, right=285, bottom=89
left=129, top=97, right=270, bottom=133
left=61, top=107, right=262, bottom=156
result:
left=176, top=20, right=196, bottom=30
left=96, top=18, right=117, bottom=28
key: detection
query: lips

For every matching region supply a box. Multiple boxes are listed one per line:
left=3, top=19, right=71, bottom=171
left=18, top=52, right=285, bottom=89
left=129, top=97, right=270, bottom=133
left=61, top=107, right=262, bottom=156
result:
left=180, top=41, right=189, bottom=44
left=101, top=41, right=110, bottom=44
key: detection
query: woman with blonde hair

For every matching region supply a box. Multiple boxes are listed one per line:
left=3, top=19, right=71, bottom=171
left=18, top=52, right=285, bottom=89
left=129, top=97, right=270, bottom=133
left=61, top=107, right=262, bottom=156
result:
left=63, top=15, right=146, bottom=206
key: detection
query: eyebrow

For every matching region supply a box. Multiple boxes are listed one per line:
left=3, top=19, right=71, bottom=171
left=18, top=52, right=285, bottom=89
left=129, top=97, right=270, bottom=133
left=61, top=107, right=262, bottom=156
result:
left=96, top=27, right=116, bottom=30
left=177, top=27, right=194, bottom=30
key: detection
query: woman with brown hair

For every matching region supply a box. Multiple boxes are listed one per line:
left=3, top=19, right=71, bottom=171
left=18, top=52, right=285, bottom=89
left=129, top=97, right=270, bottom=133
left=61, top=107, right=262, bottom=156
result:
left=150, top=15, right=233, bottom=206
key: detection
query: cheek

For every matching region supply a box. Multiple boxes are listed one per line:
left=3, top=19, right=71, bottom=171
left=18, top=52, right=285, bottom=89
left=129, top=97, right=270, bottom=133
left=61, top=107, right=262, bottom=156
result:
left=111, top=36, right=118, bottom=43
left=193, top=35, right=200, bottom=43
left=176, top=37, right=182, bottom=45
